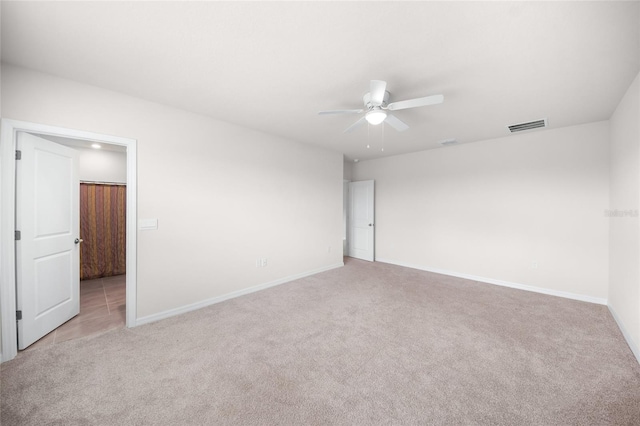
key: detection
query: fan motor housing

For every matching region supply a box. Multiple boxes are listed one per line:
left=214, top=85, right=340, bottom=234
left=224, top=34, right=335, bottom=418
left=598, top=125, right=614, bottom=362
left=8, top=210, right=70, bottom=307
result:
left=363, top=91, right=390, bottom=109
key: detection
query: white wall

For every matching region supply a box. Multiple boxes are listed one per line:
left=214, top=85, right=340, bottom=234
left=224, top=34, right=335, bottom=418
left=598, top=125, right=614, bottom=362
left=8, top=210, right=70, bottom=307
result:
left=609, top=72, right=640, bottom=362
left=343, top=160, right=352, bottom=254
left=37, top=137, right=128, bottom=183
left=78, top=147, right=127, bottom=183
left=1, top=64, right=344, bottom=319
left=0, top=6, right=2, bottom=362
left=353, top=122, right=610, bottom=302
left=343, top=160, right=353, bottom=181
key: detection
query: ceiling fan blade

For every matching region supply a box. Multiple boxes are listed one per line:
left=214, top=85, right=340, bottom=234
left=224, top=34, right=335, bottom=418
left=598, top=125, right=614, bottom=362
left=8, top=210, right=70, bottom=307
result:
left=370, top=80, right=387, bottom=106
left=385, top=114, right=409, bottom=132
left=387, top=94, right=444, bottom=111
left=318, top=109, right=363, bottom=115
left=343, top=116, right=367, bottom=133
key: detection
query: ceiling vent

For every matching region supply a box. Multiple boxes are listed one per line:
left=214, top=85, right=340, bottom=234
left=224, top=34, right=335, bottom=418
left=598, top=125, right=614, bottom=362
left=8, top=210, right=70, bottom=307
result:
left=438, top=138, right=458, bottom=146
left=507, top=118, right=547, bottom=133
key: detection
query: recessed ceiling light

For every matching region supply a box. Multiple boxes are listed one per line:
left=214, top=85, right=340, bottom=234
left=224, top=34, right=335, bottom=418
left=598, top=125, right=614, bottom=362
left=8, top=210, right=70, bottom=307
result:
left=354, top=159, right=359, bottom=163
left=91, top=143, right=101, bottom=149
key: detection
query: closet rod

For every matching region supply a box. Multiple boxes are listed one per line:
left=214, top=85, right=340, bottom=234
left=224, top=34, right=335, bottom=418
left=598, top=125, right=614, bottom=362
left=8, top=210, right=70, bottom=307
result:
left=80, top=180, right=127, bottom=186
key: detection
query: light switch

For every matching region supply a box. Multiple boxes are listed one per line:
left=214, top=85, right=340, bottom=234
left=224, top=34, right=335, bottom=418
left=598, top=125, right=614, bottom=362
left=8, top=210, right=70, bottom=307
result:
left=139, top=218, right=158, bottom=230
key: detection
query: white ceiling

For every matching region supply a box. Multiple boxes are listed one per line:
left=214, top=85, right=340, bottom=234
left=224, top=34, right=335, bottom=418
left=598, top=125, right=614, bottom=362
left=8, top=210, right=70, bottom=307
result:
left=35, top=134, right=127, bottom=153
left=2, top=1, right=639, bottom=161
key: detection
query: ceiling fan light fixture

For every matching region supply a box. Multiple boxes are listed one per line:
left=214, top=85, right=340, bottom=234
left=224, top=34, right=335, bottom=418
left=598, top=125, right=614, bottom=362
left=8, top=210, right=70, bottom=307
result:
left=366, top=109, right=387, bottom=125
left=319, top=80, right=443, bottom=133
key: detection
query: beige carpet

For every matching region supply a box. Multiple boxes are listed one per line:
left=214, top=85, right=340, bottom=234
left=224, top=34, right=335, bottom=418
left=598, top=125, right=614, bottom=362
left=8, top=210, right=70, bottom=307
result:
left=2, top=258, right=639, bottom=425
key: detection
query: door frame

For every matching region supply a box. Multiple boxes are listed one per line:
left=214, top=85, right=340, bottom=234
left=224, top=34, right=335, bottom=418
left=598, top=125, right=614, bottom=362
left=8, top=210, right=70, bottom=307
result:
left=1, top=119, right=138, bottom=362
left=343, top=179, right=349, bottom=255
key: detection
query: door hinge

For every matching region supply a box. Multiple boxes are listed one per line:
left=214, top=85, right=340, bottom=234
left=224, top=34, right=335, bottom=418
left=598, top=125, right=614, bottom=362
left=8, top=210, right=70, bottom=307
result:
left=15, top=230, right=21, bottom=240
left=16, top=310, right=22, bottom=321
left=15, top=150, right=22, bottom=160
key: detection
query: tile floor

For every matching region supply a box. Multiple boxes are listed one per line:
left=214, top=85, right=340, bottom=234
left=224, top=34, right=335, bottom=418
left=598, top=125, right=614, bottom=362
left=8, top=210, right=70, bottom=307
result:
left=24, top=274, right=126, bottom=351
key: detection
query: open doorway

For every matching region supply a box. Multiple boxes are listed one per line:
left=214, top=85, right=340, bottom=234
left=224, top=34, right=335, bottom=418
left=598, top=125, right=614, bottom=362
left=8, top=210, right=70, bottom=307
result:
left=26, top=135, right=128, bottom=350
left=0, top=120, right=137, bottom=362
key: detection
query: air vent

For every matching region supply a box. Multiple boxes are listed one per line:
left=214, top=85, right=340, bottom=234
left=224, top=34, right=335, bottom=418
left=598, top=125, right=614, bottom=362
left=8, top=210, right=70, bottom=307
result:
left=438, top=138, right=458, bottom=146
left=507, top=118, right=547, bottom=133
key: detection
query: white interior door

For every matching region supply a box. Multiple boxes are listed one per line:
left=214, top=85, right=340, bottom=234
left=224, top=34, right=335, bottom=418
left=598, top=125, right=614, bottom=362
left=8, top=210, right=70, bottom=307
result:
left=348, top=180, right=375, bottom=261
left=16, top=132, right=80, bottom=349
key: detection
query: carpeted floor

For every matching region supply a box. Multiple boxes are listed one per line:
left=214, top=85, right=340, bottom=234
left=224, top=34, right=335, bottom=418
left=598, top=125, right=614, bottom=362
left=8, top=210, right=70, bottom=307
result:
left=2, top=258, right=639, bottom=425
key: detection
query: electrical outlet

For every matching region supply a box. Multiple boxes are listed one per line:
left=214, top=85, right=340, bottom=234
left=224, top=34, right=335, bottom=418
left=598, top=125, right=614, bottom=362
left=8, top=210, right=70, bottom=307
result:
left=531, top=261, right=538, bottom=269
left=261, top=258, right=268, bottom=267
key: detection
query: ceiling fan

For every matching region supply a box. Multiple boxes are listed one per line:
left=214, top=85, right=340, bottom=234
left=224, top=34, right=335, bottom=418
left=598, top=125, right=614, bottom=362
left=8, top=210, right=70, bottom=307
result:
left=319, top=80, right=444, bottom=133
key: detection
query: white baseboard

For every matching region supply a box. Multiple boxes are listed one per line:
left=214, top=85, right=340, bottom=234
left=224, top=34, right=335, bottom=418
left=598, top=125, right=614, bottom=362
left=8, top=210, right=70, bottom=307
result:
left=375, top=258, right=608, bottom=305
left=608, top=304, right=640, bottom=365
left=136, top=262, right=344, bottom=326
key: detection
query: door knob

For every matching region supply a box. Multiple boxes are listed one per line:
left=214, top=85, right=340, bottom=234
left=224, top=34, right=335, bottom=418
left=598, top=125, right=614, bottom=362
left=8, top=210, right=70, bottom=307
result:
left=74, top=238, right=83, bottom=244
left=368, top=223, right=373, bottom=226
